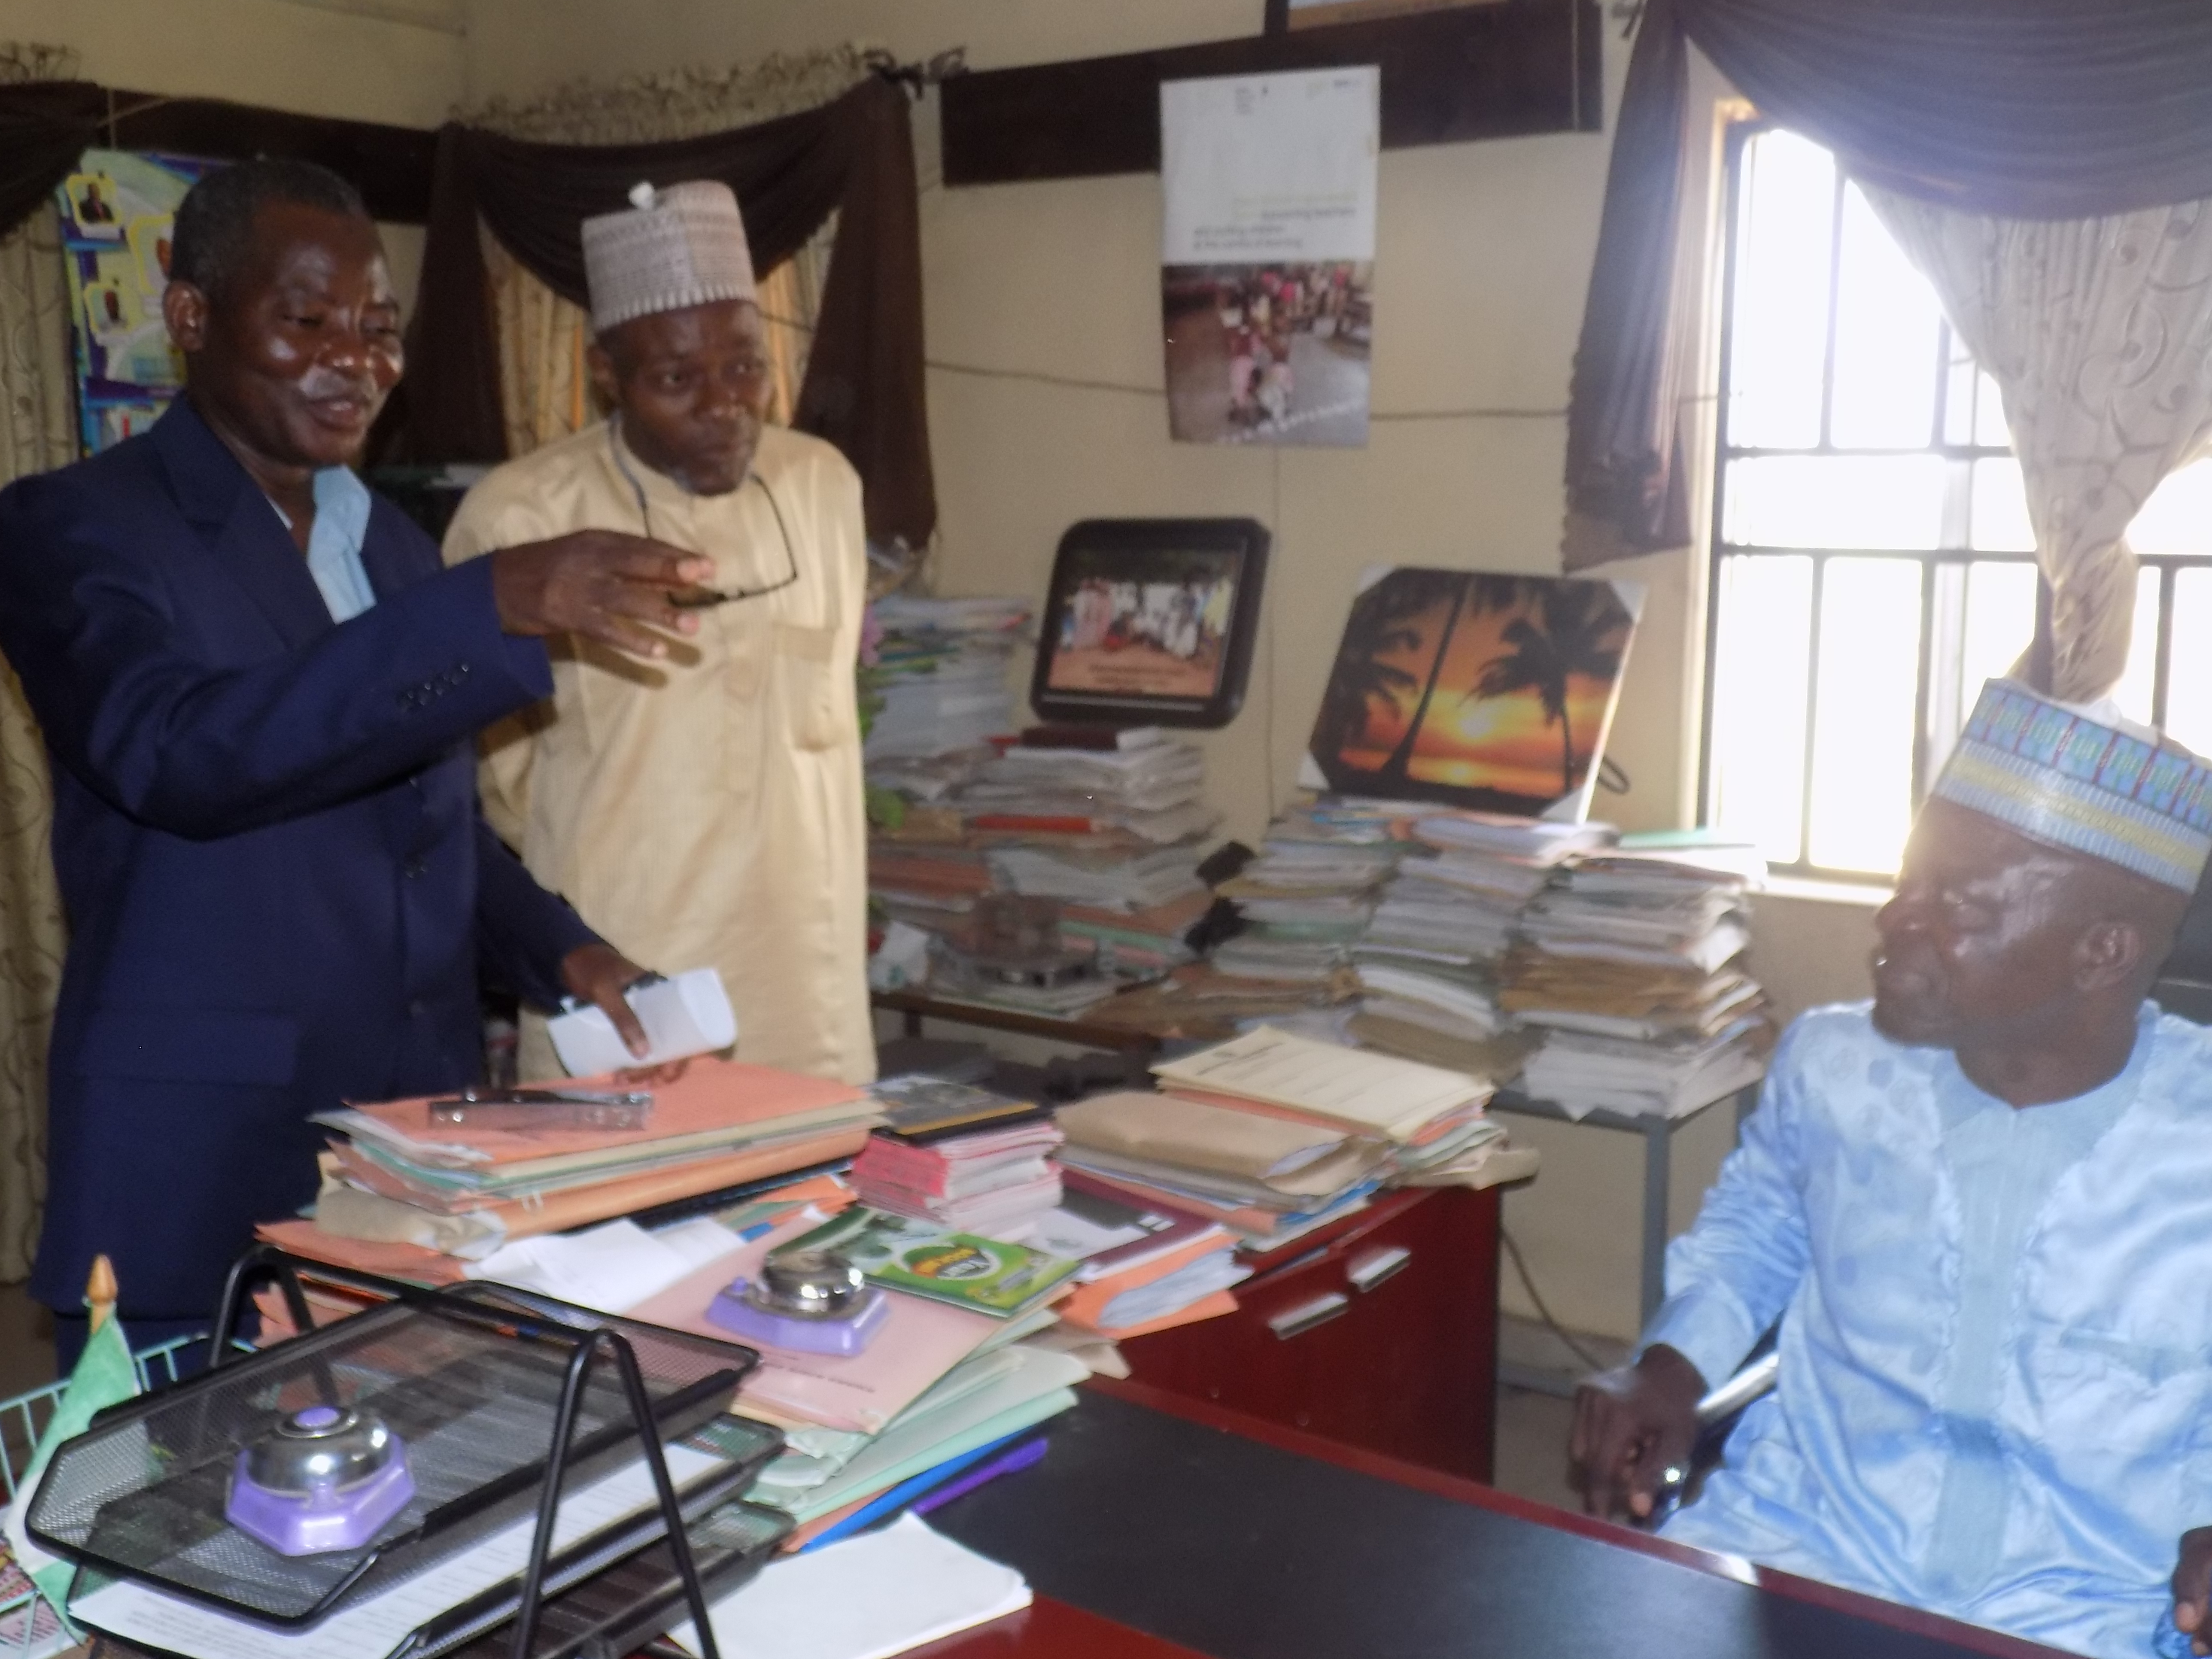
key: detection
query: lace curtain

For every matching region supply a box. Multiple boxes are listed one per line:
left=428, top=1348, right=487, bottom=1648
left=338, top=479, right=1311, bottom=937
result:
left=1870, top=192, right=2212, bottom=703
left=462, top=47, right=870, bottom=457
left=0, top=201, right=76, bottom=1282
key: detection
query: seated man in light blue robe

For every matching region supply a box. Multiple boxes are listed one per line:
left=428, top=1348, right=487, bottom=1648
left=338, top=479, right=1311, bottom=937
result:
left=1571, top=678, right=2212, bottom=1659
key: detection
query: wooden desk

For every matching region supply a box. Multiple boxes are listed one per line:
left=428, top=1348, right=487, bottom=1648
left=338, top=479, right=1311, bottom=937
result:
left=1118, top=1187, right=1498, bottom=1483
left=917, top=1382, right=2075, bottom=1659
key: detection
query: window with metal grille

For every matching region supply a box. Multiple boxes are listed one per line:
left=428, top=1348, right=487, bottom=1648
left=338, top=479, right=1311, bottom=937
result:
left=1700, top=125, right=2212, bottom=881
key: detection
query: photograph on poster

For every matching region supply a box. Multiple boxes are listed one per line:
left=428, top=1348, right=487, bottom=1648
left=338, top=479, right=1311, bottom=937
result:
left=1164, top=260, right=1373, bottom=445
left=1303, top=568, right=1642, bottom=818
left=127, top=214, right=175, bottom=294
left=63, top=172, right=124, bottom=240
left=82, top=280, right=134, bottom=343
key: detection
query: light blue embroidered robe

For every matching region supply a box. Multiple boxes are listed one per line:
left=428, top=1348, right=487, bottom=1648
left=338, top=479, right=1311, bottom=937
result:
left=1649, top=1001, right=2212, bottom=1659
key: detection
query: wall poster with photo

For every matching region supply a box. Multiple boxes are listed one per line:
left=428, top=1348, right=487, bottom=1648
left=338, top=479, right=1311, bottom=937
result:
left=1160, top=67, right=1378, bottom=448
left=55, top=149, right=218, bottom=455
left=1302, top=567, right=1644, bottom=819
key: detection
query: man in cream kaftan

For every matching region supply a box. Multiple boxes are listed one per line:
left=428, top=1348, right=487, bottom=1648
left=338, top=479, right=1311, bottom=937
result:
left=444, top=419, right=872, bottom=1084
left=443, top=179, right=872, bottom=1085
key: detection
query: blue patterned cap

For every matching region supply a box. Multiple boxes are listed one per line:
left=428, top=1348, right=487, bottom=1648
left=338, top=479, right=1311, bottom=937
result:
left=1933, top=679, right=2212, bottom=892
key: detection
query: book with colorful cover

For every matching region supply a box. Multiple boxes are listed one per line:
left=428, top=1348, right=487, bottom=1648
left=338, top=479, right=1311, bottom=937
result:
left=780, top=1207, right=1081, bottom=1317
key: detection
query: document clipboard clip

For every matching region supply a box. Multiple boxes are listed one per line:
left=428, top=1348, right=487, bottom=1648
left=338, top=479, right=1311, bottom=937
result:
left=426, top=1086, right=655, bottom=1131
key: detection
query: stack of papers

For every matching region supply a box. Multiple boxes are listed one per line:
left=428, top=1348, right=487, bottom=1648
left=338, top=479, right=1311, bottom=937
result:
left=959, top=733, right=1215, bottom=845
left=1054, top=888, right=1214, bottom=973
left=292, top=1059, right=883, bottom=1265
left=1348, top=811, right=1614, bottom=1069
left=1212, top=803, right=1407, bottom=984
left=864, top=595, right=1030, bottom=763
left=985, top=842, right=1208, bottom=911
left=1507, top=840, right=1775, bottom=1119
left=852, top=1118, right=1065, bottom=1236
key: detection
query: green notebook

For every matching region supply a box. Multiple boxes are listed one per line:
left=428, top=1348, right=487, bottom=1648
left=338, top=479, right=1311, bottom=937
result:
left=778, top=1207, right=1081, bottom=1318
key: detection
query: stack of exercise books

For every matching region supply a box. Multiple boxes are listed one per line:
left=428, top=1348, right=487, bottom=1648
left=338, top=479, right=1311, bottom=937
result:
left=1054, top=1026, right=1508, bottom=1251
left=863, top=594, right=1031, bottom=764
left=1053, top=888, right=1215, bottom=975
left=958, top=728, right=1215, bottom=847
left=265, top=1060, right=885, bottom=1273
left=1211, top=802, right=1405, bottom=985
left=1505, top=835, right=1775, bottom=1119
left=852, top=1079, right=1065, bottom=1236
left=1349, top=811, right=1613, bottom=1077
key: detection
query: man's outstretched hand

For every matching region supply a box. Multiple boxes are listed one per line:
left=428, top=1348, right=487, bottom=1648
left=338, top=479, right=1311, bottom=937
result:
left=2172, top=1529, right=2212, bottom=1653
left=489, top=530, right=713, bottom=660
left=1570, top=1343, right=1705, bottom=1523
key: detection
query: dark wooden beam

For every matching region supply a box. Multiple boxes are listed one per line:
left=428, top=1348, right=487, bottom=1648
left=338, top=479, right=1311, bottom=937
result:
left=940, top=0, right=1601, bottom=188
left=103, top=91, right=438, bottom=223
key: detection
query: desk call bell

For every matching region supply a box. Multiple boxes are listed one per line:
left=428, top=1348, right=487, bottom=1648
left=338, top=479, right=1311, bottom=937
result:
left=225, top=1404, right=415, bottom=1556
left=706, top=1247, right=889, bottom=1357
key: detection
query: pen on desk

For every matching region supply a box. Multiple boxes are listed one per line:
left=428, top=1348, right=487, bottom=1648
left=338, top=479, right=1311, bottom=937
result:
left=910, top=1436, right=1047, bottom=1518
left=797, top=1429, right=1031, bottom=1554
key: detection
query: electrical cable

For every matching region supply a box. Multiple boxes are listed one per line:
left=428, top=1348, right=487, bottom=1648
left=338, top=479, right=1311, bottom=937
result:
left=1500, top=1222, right=1612, bottom=1375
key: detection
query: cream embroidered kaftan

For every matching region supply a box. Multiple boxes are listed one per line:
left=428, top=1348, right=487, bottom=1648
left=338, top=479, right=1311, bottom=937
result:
left=443, top=419, right=874, bottom=1085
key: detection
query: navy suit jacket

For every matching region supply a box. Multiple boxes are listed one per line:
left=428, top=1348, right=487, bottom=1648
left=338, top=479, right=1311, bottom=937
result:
left=0, top=401, right=599, bottom=1316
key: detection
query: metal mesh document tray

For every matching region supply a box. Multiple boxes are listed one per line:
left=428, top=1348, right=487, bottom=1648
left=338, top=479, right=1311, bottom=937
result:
left=25, top=1288, right=757, bottom=1628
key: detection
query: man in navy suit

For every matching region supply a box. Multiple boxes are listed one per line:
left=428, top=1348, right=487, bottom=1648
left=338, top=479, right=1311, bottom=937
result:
left=0, top=158, right=721, bottom=1368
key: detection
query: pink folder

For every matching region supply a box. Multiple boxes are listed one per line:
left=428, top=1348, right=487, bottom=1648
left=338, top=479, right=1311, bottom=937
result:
left=624, top=1214, right=1007, bottom=1435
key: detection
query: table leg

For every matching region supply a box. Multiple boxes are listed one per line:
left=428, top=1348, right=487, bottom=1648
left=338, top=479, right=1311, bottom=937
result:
left=904, top=1008, right=923, bottom=1038
left=1639, top=1116, right=1670, bottom=1331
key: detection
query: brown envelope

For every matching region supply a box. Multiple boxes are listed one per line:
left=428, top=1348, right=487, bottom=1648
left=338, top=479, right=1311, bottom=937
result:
left=1055, top=1090, right=1387, bottom=1198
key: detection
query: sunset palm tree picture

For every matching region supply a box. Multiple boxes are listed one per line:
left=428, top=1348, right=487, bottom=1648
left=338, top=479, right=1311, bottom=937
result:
left=1304, top=568, right=1641, bottom=815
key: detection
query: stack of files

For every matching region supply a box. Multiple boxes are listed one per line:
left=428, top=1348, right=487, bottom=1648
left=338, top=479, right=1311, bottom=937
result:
left=1211, top=805, right=1405, bottom=985
left=958, top=732, right=1213, bottom=844
left=1518, top=1019, right=1772, bottom=1121
left=851, top=1119, right=1066, bottom=1236
left=868, top=840, right=994, bottom=920
left=1055, top=1087, right=1391, bottom=1249
left=748, top=1331, right=1082, bottom=1521
left=1055, top=888, right=1214, bottom=972
left=1502, top=839, right=1773, bottom=1119
left=1348, top=811, right=1611, bottom=1069
left=296, top=1060, right=882, bottom=1262
left=864, top=594, right=1031, bottom=762
left=1153, top=1024, right=1497, bottom=1149
left=985, top=841, right=1207, bottom=911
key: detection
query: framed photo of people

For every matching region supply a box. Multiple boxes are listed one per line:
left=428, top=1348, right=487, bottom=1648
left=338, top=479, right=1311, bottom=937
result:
left=1030, top=518, right=1271, bottom=729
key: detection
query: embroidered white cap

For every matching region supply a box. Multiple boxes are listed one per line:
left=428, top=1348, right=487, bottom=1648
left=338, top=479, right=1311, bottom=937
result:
left=580, top=179, right=756, bottom=334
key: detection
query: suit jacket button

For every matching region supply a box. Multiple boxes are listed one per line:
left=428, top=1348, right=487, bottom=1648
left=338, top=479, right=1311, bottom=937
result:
left=407, top=998, right=425, bottom=1017
left=404, top=857, right=426, bottom=879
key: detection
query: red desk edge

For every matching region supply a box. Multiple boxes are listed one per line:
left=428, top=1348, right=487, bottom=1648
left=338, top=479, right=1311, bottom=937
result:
left=1072, top=1376, right=2080, bottom=1659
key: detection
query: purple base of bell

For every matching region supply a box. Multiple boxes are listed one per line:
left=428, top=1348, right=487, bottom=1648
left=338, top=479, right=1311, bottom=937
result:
left=226, top=1447, right=415, bottom=1556
left=705, top=1279, right=890, bottom=1355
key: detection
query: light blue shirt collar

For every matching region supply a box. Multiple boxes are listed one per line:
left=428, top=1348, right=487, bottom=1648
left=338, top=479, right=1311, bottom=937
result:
left=267, top=466, right=376, bottom=623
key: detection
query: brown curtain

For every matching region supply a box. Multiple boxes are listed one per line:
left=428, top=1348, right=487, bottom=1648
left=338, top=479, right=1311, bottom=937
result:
left=0, top=204, right=78, bottom=1281
left=1563, top=0, right=2212, bottom=574
left=388, top=77, right=934, bottom=547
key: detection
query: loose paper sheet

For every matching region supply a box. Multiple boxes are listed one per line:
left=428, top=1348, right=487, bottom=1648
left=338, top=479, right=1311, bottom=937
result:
left=669, top=1514, right=1029, bottom=1659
